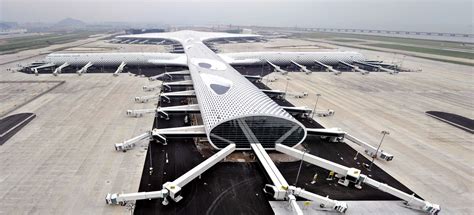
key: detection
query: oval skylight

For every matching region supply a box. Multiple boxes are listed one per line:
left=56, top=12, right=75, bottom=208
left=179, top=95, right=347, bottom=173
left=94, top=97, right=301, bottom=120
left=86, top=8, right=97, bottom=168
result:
left=200, top=73, right=233, bottom=95
left=191, top=58, right=227, bottom=71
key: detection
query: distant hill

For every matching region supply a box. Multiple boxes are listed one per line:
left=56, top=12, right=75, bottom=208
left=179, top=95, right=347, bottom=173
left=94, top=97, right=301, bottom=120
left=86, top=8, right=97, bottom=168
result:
left=53, top=18, right=86, bottom=28
left=0, top=22, right=18, bottom=30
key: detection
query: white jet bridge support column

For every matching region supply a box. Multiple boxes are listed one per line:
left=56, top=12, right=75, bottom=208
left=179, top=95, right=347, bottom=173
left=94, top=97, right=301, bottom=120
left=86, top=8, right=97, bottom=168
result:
left=266, top=60, right=289, bottom=75
left=106, top=144, right=236, bottom=206
left=338, top=60, right=369, bottom=75
left=314, top=60, right=341, bottom=75
left=250, top=143, right=348, bottom=214
left=113, top=61, right=126, bottom=76
left=275, top=144, right=440, bottom=214
left=53, top=62, right=69, bottom=76
left=291, top=60, right=312, bottom=75
left=306, top=128, right=393, bottom=161
left=76, top=62, right=93, bottom=76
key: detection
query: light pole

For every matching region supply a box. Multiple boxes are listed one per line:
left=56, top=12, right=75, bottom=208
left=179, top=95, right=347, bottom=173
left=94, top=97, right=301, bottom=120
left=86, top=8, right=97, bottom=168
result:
left=369, top=130, right=390, bottom=170
left=311, top=93, right=321, bottom=118
left=294, top=149, right=306, bottom=186
left=284, top=77, right=290, bottom=99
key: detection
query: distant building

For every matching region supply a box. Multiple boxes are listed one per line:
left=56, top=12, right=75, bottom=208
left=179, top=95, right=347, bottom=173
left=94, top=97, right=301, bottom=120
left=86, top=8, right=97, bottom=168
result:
left=125, top=28, right=166, bottom=34
left=241, top=28, right=252, bottom=34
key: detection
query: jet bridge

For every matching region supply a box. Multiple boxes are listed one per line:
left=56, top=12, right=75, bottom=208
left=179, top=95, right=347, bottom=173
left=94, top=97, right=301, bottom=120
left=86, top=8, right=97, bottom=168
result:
left=251, top=143, right=348, bottom=214
left=126, top=104, right=200, bottom=119
left=281, top=106, right=312, bottom=118
left=106, top=144, right=236, bottom=205
left=162, top=80, right=194, bottom=91
left=151, top=125, right=206, bottom=145
left=306, top=128, right=394, bottom=161
left=160, top=90, right=196, bottom=103
left=134, top=94, right=160, bottom=103
left=276, top=144, right=440, bottom=214
left=76, top=62, right=93, bottom=75
left=338, top=60, right=369, bottom=75
left=115, top=125, right=206, bottom=151
left=149, top=70, right=191, bottom=81
left=291, top=60, right=312, bottom=74
left=143, top=83, right=161, bottom=92
left=243, top=75, right=262, bottom=82
left=113, top=62, right=126, bottom=76
left=31, top=63, right=56, bottom=75
left=261, top=89, right=286, bottom=99
left=266, top=60, right=289, bottom=75
left=353, top=61, right=398, bottom=74
left=114, top=131, right=152, bottom=152
left=52, top=62, right=69, bottom=76
left=134, top=90, right=196, bottom=103
left=314, top=60, right=341, bottom=75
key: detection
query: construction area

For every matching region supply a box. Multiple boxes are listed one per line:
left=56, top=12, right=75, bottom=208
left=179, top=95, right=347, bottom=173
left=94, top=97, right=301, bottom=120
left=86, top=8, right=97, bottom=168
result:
left=0, top=30, right=472, bottom=215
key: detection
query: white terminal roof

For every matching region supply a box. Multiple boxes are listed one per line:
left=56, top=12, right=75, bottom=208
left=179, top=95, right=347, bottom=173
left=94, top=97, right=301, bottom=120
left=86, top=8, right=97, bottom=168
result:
left=121, top=30, right=307, bottom=148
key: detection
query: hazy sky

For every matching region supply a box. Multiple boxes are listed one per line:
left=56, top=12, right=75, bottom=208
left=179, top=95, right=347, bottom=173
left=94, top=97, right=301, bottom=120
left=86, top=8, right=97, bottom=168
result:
left=1, top=0, right=472, bottom=33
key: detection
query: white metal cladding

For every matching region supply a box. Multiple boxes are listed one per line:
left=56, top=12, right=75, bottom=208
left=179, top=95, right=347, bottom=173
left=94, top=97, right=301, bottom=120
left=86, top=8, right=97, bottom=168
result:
left=45, top=53, right=185, bottom=66
left=220, top=51, right=365, bottom=65
left=185, top=42, right=303, bottom=130
left=45, top=52, right=365, bottom=67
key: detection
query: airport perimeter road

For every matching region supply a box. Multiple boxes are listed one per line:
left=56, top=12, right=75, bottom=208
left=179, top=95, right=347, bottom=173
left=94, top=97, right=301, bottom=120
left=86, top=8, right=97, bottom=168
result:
left=0, top=67, right=155, bottom=214
left=266, top=51, right=473, bottom=214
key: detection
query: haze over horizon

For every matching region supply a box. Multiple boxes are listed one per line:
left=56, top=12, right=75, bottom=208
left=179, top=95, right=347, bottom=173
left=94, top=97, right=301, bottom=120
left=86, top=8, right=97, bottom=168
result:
left=1, top=0, right=472, bottom=33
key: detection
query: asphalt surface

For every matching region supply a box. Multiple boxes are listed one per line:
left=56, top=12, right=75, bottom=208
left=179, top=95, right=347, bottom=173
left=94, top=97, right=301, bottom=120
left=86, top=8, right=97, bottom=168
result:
left=133, top=71, right=418, bottom=214
left=426, top=111, right=473, bottom=133
left=0, top=113, right=36, bottom=145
